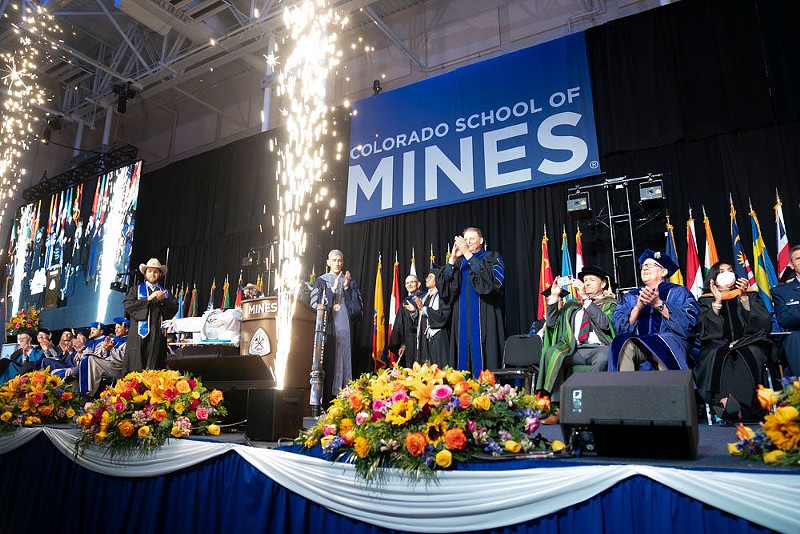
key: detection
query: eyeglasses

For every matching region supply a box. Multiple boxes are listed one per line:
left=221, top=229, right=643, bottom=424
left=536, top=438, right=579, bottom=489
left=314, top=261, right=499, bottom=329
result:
left=640, top=263, right=661, bottom=271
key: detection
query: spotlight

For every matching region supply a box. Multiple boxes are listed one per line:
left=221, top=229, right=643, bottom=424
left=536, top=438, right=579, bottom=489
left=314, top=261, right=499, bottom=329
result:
left=113, top=81, right=137, bottom=114
left=567, top=190, right=591, bottom=219
left=639, top=179, right=664, bottom=204
left=242, top=249, right=261, bottom=267
left=372, top=79, right=382, bottom=95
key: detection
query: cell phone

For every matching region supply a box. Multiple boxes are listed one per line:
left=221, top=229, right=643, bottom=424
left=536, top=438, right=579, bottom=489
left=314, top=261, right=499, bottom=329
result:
left=556, top=275, right=575, bottom=287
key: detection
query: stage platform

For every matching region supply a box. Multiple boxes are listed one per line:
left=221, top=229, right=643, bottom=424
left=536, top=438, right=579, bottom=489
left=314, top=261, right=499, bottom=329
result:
left=1, top=422, right=797, bottom=534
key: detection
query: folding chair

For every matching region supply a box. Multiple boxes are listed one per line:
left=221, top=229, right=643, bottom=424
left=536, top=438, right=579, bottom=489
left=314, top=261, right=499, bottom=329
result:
left=490, top=334, right=542, bottom=394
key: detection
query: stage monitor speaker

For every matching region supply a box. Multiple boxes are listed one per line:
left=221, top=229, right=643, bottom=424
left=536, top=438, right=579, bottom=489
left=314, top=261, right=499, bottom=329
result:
left=560, top=370, right=698, bottom=460
left=246, top=388, right=304, bottom=441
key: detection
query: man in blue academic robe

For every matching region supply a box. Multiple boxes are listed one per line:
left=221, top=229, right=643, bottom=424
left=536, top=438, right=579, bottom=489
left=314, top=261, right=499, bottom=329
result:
left=610, top=250, right=699, bottom=371
left=438, top=227, right=505, bottom=373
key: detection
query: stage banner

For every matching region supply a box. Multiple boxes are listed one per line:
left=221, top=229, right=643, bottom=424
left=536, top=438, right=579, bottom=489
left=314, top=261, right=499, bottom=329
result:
left=345, top=32, right=600, bottom=223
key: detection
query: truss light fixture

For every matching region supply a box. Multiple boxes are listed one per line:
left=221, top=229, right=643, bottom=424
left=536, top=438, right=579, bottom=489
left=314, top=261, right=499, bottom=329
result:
left=113, top=81, right=136, bottom=114
left=372, top=79, right=382, bottom=95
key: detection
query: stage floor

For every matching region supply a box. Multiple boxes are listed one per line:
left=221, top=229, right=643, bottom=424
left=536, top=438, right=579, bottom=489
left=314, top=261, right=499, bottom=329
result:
left=207, top=418, right=791, bottom=473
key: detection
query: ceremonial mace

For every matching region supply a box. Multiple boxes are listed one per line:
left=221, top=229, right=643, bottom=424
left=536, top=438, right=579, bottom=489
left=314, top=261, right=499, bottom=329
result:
left=309, top=291, right=329, bottom=417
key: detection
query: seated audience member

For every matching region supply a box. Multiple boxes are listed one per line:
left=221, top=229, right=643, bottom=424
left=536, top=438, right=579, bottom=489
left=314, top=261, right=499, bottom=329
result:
left=0, top=333, right=41, bottom=383
left=610, top=250, right=699, bottom=371
left=112, top=317, right=130, bottom=347
left=416, top=267, right=452, bottom=368
left=41, top=329, right=77, bottom=376
left=695, top=262, right=773, bottom=420
left=54, top=333, right=92, bottom=380
left=166, top=332, right=181, bottom=355
left=773, top=245, right=800, bottom=375
left=536, top=266, right=617, bottom=402
left=79, top=335, right=126, bottom=396
left=57, top=330, right=74, bottom=356
left=388, top=275, right=424, bottom=365
left=85, top=321, right=106, bottom=352
left=35, top=328, right=60, bottom=364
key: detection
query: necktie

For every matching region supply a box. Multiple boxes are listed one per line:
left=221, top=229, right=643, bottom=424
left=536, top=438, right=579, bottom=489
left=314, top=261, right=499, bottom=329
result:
left=577, top=311, right=591, bottom=344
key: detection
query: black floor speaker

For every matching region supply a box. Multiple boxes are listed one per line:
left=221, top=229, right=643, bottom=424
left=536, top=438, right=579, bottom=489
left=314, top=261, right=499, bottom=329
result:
left=245, top=388, right=305, bottom=441
left=560, top=370, right=698, bottom=460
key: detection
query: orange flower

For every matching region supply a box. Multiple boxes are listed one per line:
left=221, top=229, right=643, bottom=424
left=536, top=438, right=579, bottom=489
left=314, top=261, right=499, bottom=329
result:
left=354, top=436, right=370, bottom=458
left=765, top=422, right=800, bottom=451
left=735, top=423, right=755, bottom=442
left=118, top=420, right=135, bottom=438
left=454, top=380, right=470, bottom=396
left=444, top=428, right=467, bottom=450
left=458, top=393, right=472, bottom=408
left=348, top=393, right=365, bottom=412
left=339, top=418, right=355, bottom=434
left=208, top=389, right=224, bottom=406
left=756, top=386, right=778, bottom=410
left=175, top=380, right=192, bottom=394
left=152, top=409, right=168, bottom=422
left=405, top=432, right=427, bottom=457
left=343, top=430, right=355, bottom=446
left=478, top=370, right=496, bottom=386
left=60, top=392, right=74, bottom=401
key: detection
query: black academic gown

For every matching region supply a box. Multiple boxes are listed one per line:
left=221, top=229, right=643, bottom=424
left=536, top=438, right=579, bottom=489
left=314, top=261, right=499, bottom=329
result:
left=388, top=304, right=418, bottom=366
left=123, top=284, right=178, bottom=372
left=437, top=251, right=505, bottom=373
left=694, top=292, right=773, bottom=408
left=417, top=291, right=452, bottom=368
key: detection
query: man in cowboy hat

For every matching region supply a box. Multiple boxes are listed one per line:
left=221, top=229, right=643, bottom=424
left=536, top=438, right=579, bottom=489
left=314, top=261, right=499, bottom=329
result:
left=610, top=250, right=699, bottom=372
left=123, top=258, right=178, bottom=371
left=536, top=265, right=618, bottom=410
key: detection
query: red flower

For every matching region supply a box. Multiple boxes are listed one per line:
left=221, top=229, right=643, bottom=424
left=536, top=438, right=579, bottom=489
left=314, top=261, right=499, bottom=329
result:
left=164, top=388, right=178, bottom=401
left=187, top=379, right=197, bottom=390
left=189, top=399, right=199, bottom=410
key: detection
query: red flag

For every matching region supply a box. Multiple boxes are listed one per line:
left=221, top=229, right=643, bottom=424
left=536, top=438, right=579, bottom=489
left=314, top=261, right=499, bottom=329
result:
left=388, top=255, right=401, bottom=364
left=234, top=271, right=243, bottom=308
left=776, top=191, right=791, bottom=279
left=574, top=225, right=584, bottom=275
left=537, top=228, right=553, bottom=320
left=685, top=211, right=703, bottom=297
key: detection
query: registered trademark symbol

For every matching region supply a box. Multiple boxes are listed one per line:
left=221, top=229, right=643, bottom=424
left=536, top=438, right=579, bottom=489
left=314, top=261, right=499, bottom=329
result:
left=589, top=160, right=599, bottom=169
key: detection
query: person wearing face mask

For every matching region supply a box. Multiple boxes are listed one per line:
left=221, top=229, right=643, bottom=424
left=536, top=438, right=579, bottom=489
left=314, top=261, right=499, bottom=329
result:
left=309, top=249, right=364, bottom=403
left=693, top=262, right=773, bottom=421
left=438, top=227, right=505, bottom=374
left=610, top=250, right=700, bottom=372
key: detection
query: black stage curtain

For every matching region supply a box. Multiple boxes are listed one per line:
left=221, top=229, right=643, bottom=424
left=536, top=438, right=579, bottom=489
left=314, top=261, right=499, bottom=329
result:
left=132, top=0, right=800, bottom=376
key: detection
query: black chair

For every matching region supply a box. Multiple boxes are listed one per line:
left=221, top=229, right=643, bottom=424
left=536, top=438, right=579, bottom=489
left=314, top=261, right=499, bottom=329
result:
left=490, top=334, right=542, bottom=393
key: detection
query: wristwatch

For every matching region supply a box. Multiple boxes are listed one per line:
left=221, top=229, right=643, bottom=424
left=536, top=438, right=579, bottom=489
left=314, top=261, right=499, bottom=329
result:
left=655, top=302, right=665, bottom=312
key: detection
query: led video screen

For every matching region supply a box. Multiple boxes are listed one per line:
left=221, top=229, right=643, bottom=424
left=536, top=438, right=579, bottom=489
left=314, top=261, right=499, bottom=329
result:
left=5, top=161, right=142, bottom=330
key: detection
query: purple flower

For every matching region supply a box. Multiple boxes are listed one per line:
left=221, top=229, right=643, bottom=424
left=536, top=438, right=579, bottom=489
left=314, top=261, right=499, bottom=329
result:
left=525, top=416, right=540, bottom=434
left=466, top=420, right=477, bottom=432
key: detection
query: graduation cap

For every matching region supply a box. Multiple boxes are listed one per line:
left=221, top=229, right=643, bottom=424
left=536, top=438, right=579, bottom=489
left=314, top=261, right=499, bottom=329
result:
left=637, top=249, right=679, bottom=277
left=578, top=265, right=617, bottom=292
left=113, top=316, right=130, bottom=327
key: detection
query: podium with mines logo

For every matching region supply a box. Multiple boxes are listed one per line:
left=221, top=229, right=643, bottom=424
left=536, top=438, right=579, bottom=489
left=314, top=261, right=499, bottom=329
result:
left=168, top=297, right=315, bottom=440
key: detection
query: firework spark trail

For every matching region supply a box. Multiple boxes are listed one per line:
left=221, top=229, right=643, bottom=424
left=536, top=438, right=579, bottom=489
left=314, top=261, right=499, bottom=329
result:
left=273, top=0, right=342, bottom=389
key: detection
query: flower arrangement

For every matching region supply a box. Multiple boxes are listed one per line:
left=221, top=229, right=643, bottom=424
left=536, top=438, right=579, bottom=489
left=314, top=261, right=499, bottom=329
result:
left=296, top=363, right=561, bottom=479
left=75, top=369, right=227, bottom=455
left=728, top=380, right=800, bottom=465
left=0, top=369, right=81, bottom=432
left=5, top=306, right=42, bottom=336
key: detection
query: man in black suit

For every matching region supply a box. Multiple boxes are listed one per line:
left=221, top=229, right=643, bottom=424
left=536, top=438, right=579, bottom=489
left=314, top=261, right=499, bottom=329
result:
left=772, top=245, right=800, bottom=375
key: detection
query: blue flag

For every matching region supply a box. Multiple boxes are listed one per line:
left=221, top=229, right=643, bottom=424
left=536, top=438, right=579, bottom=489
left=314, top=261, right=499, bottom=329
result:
left=560, top=229, right=575, bottom=300
left=730, top=201, right=756, bottom=288
left=749, top=209, right=779, bottom=312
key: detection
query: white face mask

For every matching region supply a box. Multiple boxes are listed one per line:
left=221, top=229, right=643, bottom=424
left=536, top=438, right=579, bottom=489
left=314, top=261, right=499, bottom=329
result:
left=716, top=270, right=736, bottom=288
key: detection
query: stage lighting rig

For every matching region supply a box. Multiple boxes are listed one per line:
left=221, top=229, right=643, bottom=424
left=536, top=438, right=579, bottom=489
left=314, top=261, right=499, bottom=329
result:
left=639, top=175, right=664, bottom=206
left=567, top=188, right=591, bottom=220
left=372, top=79, right=382, bottom=95
left=113, top=81, right=137, bottom=114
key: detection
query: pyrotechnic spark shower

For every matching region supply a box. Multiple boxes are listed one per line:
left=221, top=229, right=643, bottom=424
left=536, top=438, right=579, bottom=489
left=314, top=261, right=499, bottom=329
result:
left=273, top=0, right=342, bottom=389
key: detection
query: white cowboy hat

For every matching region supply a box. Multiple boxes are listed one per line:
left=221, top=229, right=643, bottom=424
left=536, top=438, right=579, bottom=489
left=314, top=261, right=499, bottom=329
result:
left=139, top=258, right=168, bottom=276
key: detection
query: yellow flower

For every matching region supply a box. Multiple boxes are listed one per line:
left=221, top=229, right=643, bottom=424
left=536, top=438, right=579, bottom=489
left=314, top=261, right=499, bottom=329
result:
left=425, top=416, right=448, bottom=446
left=320, top=435, right=335, bottom=447
left=24, top=416, right=41, bottom=425
left=118, top=420, right=135, bottom=438
left=175, top=380, right=191, bottom=394
left=327, top=406, right=344, bottom=419
left=727, top=443, right=742, bottom=456
left=171, top=426, right=184, bottom=438
left=174, top=402, right=185, bottom=414
left=207, top=424, right=221, bottom=436
left=94, top=431, right=107, bottom=442
left=445, top=368, right=465, bottom=385
left=504, top=440, right=521, bottom=453
left=46, top=375, right=60, bottom=387
left=304, top=435, right=319, bottom=447
left=763, top=449, right=785, bottom=463
left=435, top=449, right=452, bottom=468
left=774, top=406, right=800, bottom=425
left=735, top=423, right=755, bottom=442
left=385, top=400, right=415, bottom=425
left=354, top=436, right=370, bottom=458
left=339, top=418, right=354, bottom=434
left=66, top=408, right=75, bottom=418
left=756, top=387, right=779, bottom=410
left=551, top=440, right=566, bottom=452
left=0, top=412, right=11, bottom=422
left=473, top=396, right=491, bottom=411
left=191, top=391, right=200, bottom=400
left=138, top=426, right=150, bottom=438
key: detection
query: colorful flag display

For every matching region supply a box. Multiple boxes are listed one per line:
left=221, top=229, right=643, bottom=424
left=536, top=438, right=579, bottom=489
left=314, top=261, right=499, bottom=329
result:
left=235, top=272, right=243, bottom=308
left=409, top=247, right=417, bottom=278
left=560, top=228, right=575, bottom=300
left=222, top=275, right=231, bottom=309
left=574, top=225, right=584, bottom=277
left=207, top=278, right=216, bottom=311
left=775, top=191, right=791, bottom=279
left=749, top=205, right=779, bottom=311
left=730, top=198, right=756, bottom=289
left=702, top=205, right=719, bottom=276
left=388, top=255, right=400, bottom=364
left=189, top=284, right=198, bottom=317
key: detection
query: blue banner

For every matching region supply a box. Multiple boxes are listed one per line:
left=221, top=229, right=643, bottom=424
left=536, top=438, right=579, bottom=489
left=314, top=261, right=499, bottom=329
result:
left=345, top=33, right=600, bottom=223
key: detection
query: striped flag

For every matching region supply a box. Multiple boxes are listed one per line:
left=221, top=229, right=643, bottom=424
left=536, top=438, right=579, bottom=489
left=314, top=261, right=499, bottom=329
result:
left=574, top=224, right=584, bottom=276
left=685, top=210, right=703, bottom=298
left=537, top=227, right=553, bottom=320
left=775, top=190, right=791, bottom=279
left=665, top=215, right=684, bottom=286
left=702, top=205, right=719, bottom=276
left=372, top=254, right=387, bottom=371
left=222, top=275, right=231, bottom=309
left=749, top=204, right=779, bottom=311
left=388, top=254, right=400, bottom=364
left=560, top=228, right=575, bottom=300
left=207, top=278, right=216, bottom=311
left=235, top=271, right=243, bottom=308
left=730, top=197, right=756, bottom=289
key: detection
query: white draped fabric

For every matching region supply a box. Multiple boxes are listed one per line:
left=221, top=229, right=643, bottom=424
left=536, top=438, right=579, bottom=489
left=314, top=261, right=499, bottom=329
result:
left=2, top=428, right=798, bottom=533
